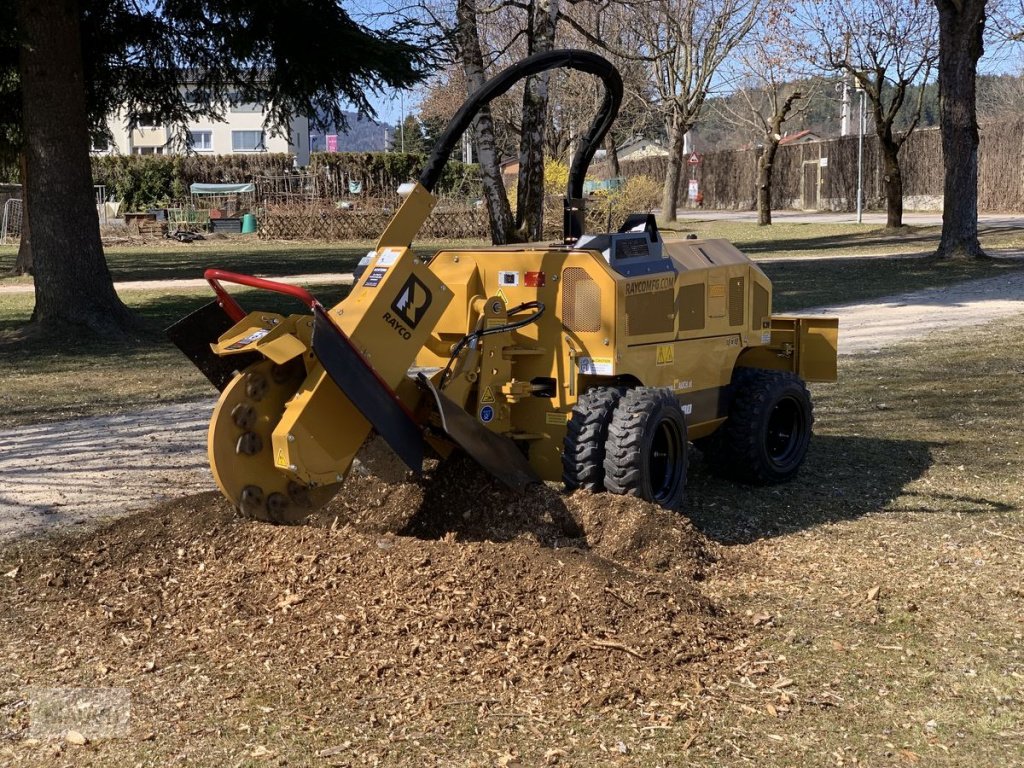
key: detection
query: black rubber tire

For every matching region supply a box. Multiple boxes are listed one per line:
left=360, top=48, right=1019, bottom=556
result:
left=700, top=368, right=813, bottom=485
left=603, top=387, right=688, bottom=510
left=562, top=387, right=622, bottom=491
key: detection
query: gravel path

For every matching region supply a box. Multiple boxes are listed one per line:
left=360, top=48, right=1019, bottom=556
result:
left=2, top=269, right=1023, bottom=541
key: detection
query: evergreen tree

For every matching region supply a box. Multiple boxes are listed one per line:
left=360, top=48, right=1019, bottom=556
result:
left=1, top=0, right=429, bottom=335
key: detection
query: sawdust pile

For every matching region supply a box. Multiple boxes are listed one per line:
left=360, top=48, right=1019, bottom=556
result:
left=0, top=463, right=738, bottom=762
left=325, top=450, right=713, bottom=579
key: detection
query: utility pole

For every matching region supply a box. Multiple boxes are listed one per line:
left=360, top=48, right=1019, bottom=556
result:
left=840, top=80, right=852, bottom=137
left=856, top=82, right=866, bottom=224
left=400, top=91, right=406, bottom=153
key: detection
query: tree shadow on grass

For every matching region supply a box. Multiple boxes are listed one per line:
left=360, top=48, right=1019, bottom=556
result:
left=685, top=434, right=943, bottom=545
left=0, top=285, right=352, bottom=365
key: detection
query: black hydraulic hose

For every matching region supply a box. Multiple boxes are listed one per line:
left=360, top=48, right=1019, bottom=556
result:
left=418, top=49, right=623, bottom=200
left=439, top=301, right=546, bottom=388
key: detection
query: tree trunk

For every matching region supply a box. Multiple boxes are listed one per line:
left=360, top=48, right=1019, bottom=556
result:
left=456, top=0, right=517, bottom=244
left=880, top=137, right=904, bottom=229
left=661, top=111, right=686, bottom=223
left=606, top=133, right=620, bottom=177
left=17, top=0, right=136, bottom=334
left=756, top=141, right=779, bottom=226
left=934, top=0, right=986, bottom=259
left=12, top=154, right=32, bottom=275
left=515, top=0, right=558, bottom=242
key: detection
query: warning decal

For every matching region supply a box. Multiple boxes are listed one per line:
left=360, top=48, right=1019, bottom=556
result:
left=480, top=386, right=496, bottom=404
left=656, top=344, right=675, bottom=366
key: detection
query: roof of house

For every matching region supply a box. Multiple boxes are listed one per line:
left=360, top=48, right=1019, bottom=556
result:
left=779, top=129, right=821, bottom=145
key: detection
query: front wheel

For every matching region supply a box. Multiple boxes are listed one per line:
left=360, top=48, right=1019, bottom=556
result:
left=603, top=387, right=688, bottom=510
left=700, top=368, right=813, bottom=485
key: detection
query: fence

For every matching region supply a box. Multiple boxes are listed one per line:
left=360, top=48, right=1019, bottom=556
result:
left=616, top=119, right=1024, bottom=213
left=259, top=202, right=491, bottom=241
left=1, top=198, right=22, bottom=244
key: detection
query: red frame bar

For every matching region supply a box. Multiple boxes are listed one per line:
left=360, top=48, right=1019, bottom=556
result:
left=204, top=269, right=320, bottom=323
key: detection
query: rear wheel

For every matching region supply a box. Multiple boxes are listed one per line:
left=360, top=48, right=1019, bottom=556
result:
left=700, top=368, right=813, bottom=485
left=562, top=387, right=622, bottom=491
left=603, top=387, right=688, bottom=510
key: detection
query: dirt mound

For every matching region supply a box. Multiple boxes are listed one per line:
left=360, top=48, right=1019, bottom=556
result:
left=323, top=451, right=713, bottom=578
left=0, top=471, right=737, bottom=763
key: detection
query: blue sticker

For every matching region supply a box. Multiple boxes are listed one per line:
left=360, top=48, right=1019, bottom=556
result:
left=479, top=405, right=494, bottom=423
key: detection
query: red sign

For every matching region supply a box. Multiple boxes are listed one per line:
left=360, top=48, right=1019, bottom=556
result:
left=326, top=134, right=338, bottom=153
left=687, top=152, right=702, bottom=165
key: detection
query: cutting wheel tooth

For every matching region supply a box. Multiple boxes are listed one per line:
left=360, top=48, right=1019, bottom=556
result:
left=271, top=360, right=303, bottom=385
left=239, top=485, right=265, bottom=517
left=266, top=493, right=290, bottom=518
left=236, top=431, right=263, bottom=456
left=245, top=373, right=268, bottom=401
left=231, top=403, right=257, bottom=430
left=287, top=481, right=311, bottom=508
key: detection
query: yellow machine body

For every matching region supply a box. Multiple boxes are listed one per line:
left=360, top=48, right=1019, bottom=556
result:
left=175, top=51, right=839, bottom=520
left=192, top=181, right=838, bottom=518
left=415, top=236, right=838, bottom=482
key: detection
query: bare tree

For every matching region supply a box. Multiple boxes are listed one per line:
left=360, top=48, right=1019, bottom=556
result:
left=455, top=0, right=518, bottom=242
left=800, top=0, right=937, bottom=228
left=718, top=31, right=816, bottom=225
left=514, top=0, right=559, bottom=241
left=933, top=0, right=988, bottom=259
left=565, top=0, right=760, bottom=222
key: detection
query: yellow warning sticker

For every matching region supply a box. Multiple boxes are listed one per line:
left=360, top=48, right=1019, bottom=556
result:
left=656, top=344, right=675, bottom=366
left=481, top=386, right=496, bottom=404
left=545, top=412, right=568, bottom=426
left=709, top=283, right=726, bottom=298
left=276, top=449, right=287, bottom=467
left=496, top=288, right=509, bottom=305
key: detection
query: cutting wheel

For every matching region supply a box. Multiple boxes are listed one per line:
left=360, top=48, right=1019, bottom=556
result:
left=208, top=358, right=339, bottom=523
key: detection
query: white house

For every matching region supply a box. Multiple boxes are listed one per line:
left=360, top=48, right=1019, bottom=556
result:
left=95, top=98, right=310, bottom=165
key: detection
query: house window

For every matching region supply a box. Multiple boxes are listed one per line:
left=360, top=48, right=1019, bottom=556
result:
left=132, top=146, right=164, bottom=155
left=227, top=93, right=263, bottom=113
left=189, top=130, right=213, bottom=152
left=232, top=130, right=265, bottom=152
left=136, top=113, right=161, bottom=129
left=91, top=134, right=110, bottom=152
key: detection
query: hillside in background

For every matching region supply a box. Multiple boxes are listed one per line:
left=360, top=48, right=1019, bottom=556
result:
left=311, top=110, right=392, bottom=153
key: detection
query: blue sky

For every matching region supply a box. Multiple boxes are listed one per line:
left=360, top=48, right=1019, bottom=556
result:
left=341, top=0, right=1024, bottom=127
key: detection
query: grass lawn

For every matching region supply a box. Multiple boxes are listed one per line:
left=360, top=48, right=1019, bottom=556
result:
left=1, top=232, right=1022, bottom=428
left=1, top=215, right=1022, bottom=286
left=678, top=312, right=1024, bottom=766
left=1, top=294, right=1022, bottom=766
left=661, top=218, right=1024, bottom=259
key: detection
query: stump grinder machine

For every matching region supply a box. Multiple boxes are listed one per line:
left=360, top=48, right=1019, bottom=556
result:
left=168, top=50, right=839, bottom=523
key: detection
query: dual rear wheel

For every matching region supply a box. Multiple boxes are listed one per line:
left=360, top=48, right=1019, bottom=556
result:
left=562, top=368, right=813, bottom=510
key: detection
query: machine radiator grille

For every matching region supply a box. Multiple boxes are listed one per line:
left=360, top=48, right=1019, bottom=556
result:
left=729, top=277, right=745, bottom=326
left=676, top=283, right=705, bottom=331
left=626, top=289, right=675, bottom=336
left=562, top=267, right=601, bottom=332
left=753, top=282, right=770, bottom=328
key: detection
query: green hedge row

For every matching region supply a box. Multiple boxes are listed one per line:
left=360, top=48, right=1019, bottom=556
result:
left=87, top=152, right=482, bottom=211
left=91, top=153, right=295, bottom=211
left=308, top=152, right=481, bottom=199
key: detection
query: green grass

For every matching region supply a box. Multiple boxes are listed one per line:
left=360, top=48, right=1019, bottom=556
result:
left=0, top=237, right=485, bottom=284
left=1, top=236, right=1022, bottom=428
left=662, top=219, right=1024, bottom=259
left=677, top=313, right=1024, bottom=767
left=761, top=255, right=1024, bottom=312
left=0, top=284, right=349, bottom=428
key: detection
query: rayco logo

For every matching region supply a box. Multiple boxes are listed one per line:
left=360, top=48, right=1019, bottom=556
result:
left=383, top=274, right=433, bottom=340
